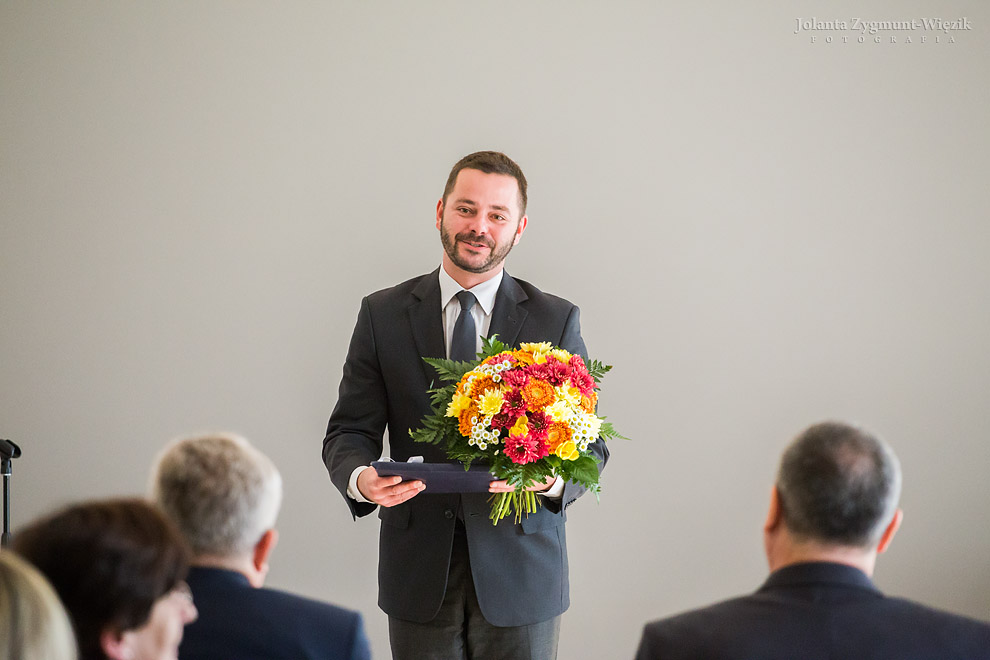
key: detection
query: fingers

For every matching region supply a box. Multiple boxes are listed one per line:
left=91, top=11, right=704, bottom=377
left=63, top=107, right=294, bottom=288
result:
left=488, top=478, right=553, bottom=493
left=374, top=478, right=425, bottom=507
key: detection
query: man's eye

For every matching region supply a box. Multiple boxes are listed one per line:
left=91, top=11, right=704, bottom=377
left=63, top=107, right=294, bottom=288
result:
left=492, top=215, right=505, bottom=222
left=458, top=207, right=473, bottom=214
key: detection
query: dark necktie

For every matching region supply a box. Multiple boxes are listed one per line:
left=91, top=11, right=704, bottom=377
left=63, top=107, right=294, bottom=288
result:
left=450, top=291, right=478, bottom=362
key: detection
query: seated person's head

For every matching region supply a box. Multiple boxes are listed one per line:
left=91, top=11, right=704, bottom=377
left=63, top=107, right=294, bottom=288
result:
left=150, top=432, right=282, bottom=584
left=12, top=498, right=197, bottom=660
left=766, top=421, right=903, bottom=570
left=0, top=549, right=77, bottom=660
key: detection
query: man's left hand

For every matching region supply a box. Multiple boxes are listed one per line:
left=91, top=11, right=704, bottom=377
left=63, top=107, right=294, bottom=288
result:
left=488, top=475, right=556, bottom=493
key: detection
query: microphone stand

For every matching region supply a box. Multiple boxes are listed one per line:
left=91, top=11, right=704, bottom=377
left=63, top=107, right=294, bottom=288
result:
left=1, top=439, right=21, bottom=548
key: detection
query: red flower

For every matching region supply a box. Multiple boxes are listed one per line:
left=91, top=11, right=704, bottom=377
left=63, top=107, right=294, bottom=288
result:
left=502, top=388, right=528, bottom=417
left=491, top=412, right=512, bottom=430
left=544, top=358, right=571, bottom=386
left=526, top=410, right=551, bottom=440
left=501, top=368, right=529, bottom=388
left=503, top=434, right=546, bottom=465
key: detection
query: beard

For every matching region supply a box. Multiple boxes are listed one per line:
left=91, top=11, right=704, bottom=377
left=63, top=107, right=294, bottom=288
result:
left=440, top=219, right=518, bottom=274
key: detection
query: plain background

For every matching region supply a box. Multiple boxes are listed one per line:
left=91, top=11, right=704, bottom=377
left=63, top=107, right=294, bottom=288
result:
left=2, top=2, right=988, bottom=658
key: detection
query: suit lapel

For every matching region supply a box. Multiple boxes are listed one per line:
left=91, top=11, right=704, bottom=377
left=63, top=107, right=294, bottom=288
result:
left=409, top=269, right=447, bottom=384
left=488, top=271, right=528, bottom=348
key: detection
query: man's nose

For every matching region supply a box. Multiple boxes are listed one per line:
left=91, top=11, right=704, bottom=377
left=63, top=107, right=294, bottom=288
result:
left=466, top=213, right=489, bottom=235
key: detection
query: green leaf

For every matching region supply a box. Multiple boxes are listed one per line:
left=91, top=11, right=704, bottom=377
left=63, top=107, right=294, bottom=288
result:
left=598, top=421, right=631, bottom=442
left=586, top=359, right=613, bottom=384
left=567, top=455, right=602, bottom=486
left=422, top=357, right=474, bottom=383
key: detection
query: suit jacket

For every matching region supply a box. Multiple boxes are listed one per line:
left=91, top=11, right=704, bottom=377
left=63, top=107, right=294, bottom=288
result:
left=322, top=269, right=608, bottom=626
left=179, top=566, right=371, bottom=660
left=635, top=561, right=990, bottom=660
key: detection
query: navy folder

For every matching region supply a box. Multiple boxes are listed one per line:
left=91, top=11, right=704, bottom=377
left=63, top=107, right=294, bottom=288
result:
left=371, top=461, right=495, bottom=493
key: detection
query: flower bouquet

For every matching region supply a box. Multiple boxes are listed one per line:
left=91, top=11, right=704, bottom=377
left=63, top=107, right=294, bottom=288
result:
left=409, top=336, right=623, bottom=524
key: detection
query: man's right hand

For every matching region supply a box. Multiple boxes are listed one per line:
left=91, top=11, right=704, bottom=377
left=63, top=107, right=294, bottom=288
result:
left=357, top=467, right=425, bottom=507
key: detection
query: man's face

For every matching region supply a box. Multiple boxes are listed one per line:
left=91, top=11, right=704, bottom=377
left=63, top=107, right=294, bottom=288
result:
left=436, top=168, right=528, bottom=276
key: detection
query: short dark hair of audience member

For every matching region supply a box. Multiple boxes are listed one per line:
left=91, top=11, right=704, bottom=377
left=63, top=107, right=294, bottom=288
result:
left=12, top=498, right=197, bottom=660
left=0, top=549, right=78, bottom=660
left=151, top=432, right=282, bottom=577
left=442, top=150, right=529, bottom=216
left=775, top=420, right=903, bottom=548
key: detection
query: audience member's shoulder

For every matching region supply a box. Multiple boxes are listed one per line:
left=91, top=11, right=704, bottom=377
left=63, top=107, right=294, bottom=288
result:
left=259, top=583, right=363, bottom=624
left=880, top=595, right=990, bottom=639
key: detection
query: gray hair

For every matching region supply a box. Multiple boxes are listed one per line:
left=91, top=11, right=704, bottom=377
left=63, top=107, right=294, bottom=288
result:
left=776, top=421, right=902, bottom=548
left=150, top=432, right=283, bottom=557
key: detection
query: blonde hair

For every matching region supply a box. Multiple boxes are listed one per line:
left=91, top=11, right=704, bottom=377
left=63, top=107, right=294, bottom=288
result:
left=0, top=549, right=78, bottom=660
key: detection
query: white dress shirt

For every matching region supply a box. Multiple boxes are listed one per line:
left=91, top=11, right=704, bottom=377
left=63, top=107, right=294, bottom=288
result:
left=348, top=265, right=562, bottom=501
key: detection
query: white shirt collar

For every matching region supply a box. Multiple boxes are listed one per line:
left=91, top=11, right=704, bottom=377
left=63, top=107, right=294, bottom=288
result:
left=438, top=265, right=503, bottom=315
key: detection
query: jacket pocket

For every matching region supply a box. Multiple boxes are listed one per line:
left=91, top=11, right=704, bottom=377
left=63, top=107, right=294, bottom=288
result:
left=520, top=507, right=565, bottom=534
left=378, top=504, right=410, bottom=529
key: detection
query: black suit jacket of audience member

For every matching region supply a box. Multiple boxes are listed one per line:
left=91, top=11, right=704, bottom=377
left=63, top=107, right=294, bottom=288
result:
left=635, top=561, right=990, bottom=660
left=323, top=269, right=608, bottom=626
left=178, top=566, right=371, bottom=660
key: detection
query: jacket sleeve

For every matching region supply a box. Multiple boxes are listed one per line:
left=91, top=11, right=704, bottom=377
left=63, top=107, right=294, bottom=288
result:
left=322, top=296, right=387, bottom=519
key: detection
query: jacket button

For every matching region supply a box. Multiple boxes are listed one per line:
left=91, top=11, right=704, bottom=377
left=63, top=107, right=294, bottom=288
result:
left=444, top=509, right=454, bottom=519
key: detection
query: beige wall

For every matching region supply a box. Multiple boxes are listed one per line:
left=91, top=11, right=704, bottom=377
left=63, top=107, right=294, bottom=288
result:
left=2, top=2, right=988, bottom=657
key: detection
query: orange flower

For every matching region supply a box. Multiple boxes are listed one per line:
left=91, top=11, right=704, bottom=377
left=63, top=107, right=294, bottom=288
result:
left=469, top=375, right=498, bottom=398
left=514, top=351, right=536, bottom=366
left=545, top=422, right=573, bottom=454
left=580, top=392, right=598, bottom=413
left=522, top=380, right=556, bottom=411
left=458, top=406, right=478, bottom=437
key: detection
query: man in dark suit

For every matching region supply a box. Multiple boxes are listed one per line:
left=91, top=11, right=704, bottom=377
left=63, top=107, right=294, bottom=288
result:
left=323, top=151, right=607, bottom=659
left=635, top=421, right=990, bottom=660
left=151, top=432, right=371, bottom=660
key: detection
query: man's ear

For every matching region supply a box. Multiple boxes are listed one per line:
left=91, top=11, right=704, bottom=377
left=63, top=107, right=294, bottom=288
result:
left=764, top=485, right=783, bottom=533
left=876, top=509, right=903, bottom=554
left=251, top=529, right=279, bottom=586
left=436, top=199, right=444, bottom=230
left=512, top=215, right=528, bottom=246
left=100, top=627, right=134, bottom=660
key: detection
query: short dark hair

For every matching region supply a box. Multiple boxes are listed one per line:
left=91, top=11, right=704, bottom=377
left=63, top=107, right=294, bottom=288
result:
left=776, top=421, right=901, bottom=547
left=12, top=498, right=190, bottom=660
left=442, top=151, right=528, bottom=215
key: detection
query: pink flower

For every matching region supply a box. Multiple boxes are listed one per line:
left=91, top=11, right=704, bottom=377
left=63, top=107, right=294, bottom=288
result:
left=501, top=368, right=529, bottom=388
left=503, top=434, right=546, bottom=465
left=568, top=357, right=595, bottom=395
left=543, top=358, right=571, bottom=386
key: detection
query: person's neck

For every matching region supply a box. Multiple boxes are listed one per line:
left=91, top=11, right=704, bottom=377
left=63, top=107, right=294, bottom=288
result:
left=193, top=555, right=263, bottom=586
left=768, top=535, right=877, bottom=576
left=441, top=257, right=502, bottom=290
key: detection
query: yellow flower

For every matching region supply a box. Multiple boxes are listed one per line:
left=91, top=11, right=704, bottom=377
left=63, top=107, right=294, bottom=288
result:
left=510, top=415, right=529, bottom=437
left=477, top=389, right=504, bottom=416
left=545, top=400, right=572, bottom=422
left=446, top=392, right=472, bottom=418
left=546, top=422, right=573, bottom=453
left=554, top=440, right=579, bottom=461
left=549, top=349, right=572, bottom=362
left=556, top=386, right=582, bottom=407
left=520, top=342, right=553, bottom=353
